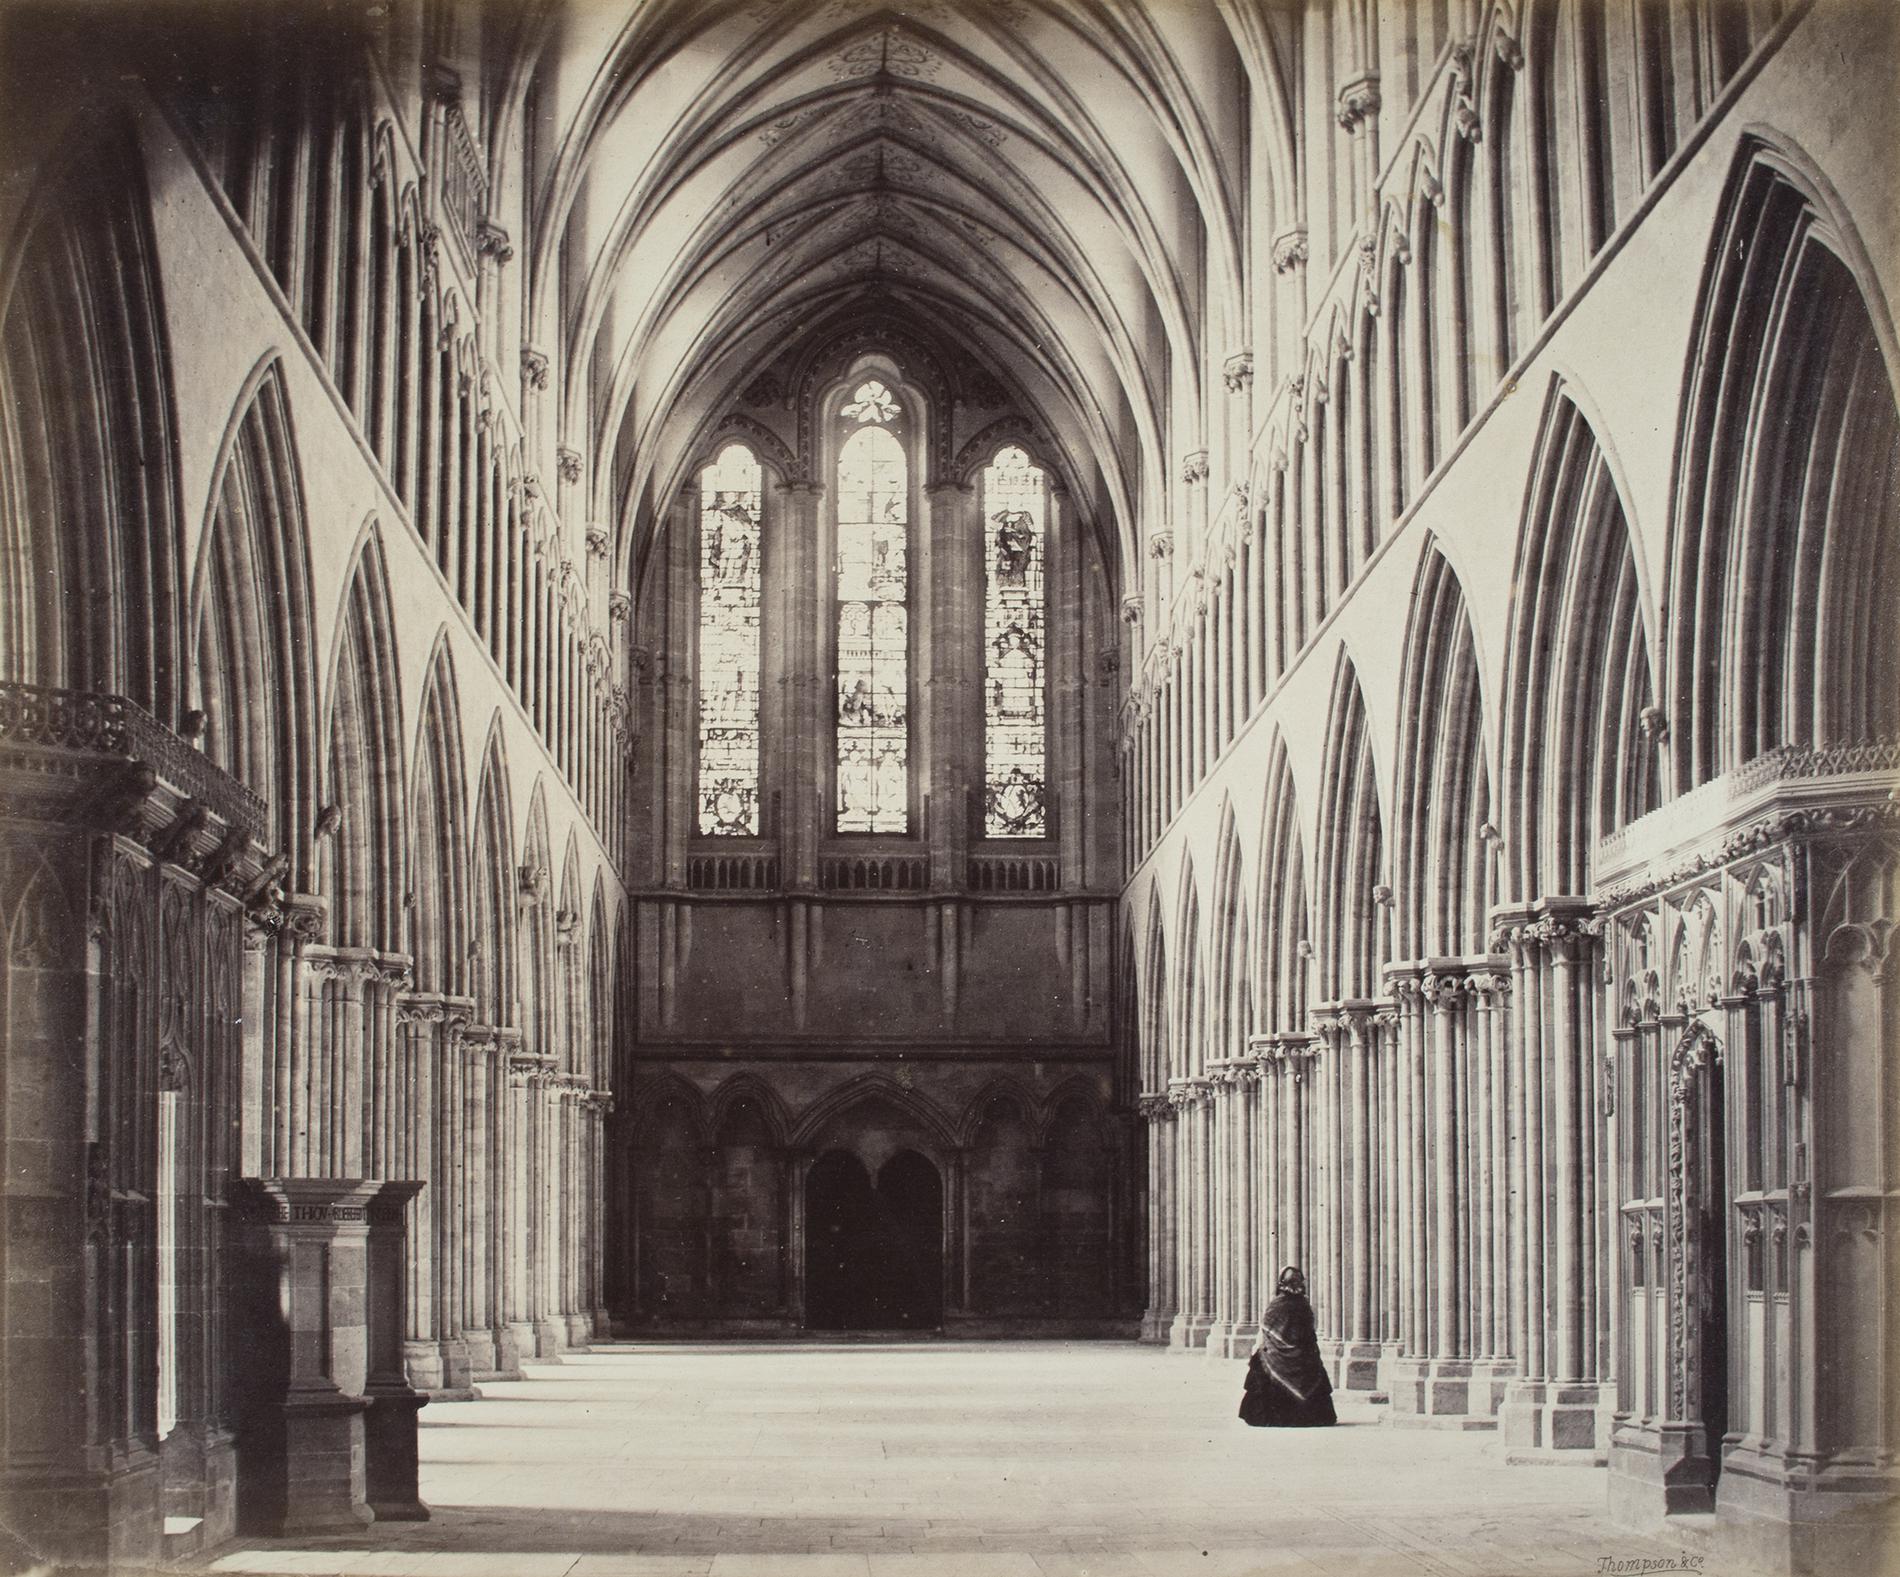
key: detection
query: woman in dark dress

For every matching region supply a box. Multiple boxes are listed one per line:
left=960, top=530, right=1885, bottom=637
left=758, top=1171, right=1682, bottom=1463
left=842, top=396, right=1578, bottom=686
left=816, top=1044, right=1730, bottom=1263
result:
left=1239, top=1266, right=1337, bottom=1427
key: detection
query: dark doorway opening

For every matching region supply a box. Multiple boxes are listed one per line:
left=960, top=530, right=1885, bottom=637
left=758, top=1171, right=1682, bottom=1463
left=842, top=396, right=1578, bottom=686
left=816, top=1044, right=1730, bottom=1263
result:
left=805, top=1147, right=943, bottom=1330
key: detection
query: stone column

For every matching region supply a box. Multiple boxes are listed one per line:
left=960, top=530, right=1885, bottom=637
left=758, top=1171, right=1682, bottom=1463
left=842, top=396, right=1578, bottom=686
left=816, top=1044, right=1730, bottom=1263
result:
left=1137, top=1095, right=1173, bottom=1342
left=1228, top=1057, right=1264, bottom=1355
left=428, top=1002, right=475, bottom=1397
left=564, top=1081, right=593, bottom=1347
left=1173, top=1078, right=1215, bottom=1347
left=1338, top=1004, right=1382, bottom=1389
left=925, top=480, right=975, bottom=888
left=504, top=1050, right=539, bottom=1362
left=785, top=1148, right=815, bottom=1327
left=590, top=1092, right=615, bottom=1335
left=776, top=479, right=825, bottom=890
left=459, top=1027, right=501, bottom=1379
left=1469, top=967, right=1517, bottom=1412
left=1204, top=1066, right=1234, bottom=1354
left=1500, top=907, right=1612, bottom=1457
left=392, top=993, right=441, bottom=1393
left=532, top=1064, right=567, bottom=1357
left=1375, top=999, right=1404, bottom=1373
left=233, top=1179, right=378, bottom=1536
left=363, top=1182, right=428, bottom=1522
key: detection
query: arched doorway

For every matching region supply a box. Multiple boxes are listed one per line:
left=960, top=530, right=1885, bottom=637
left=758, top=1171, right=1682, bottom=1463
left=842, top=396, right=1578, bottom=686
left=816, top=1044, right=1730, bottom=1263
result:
left=805, top=1147, right=942, bottom=1330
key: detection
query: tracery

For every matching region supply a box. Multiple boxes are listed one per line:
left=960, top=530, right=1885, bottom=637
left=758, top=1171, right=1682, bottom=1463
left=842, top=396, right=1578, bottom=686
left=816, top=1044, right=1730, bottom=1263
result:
left=982, top=445, right=1048, bottom=837
left=834, top=381, right=910, bottom=833
left=697, top=443, right=763, bottom=836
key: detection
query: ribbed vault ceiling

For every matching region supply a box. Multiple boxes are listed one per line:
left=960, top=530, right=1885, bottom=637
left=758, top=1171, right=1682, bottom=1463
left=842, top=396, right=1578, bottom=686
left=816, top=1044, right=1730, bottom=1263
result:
left=508, top=0, right=1290, bottom=587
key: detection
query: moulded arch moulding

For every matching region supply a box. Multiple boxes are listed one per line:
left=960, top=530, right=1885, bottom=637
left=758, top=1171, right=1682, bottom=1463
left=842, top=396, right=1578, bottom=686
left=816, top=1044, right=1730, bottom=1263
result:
left=787, top=1072, right=959, bottom=1155
left=957, top=1074, right=1045, bottom=1148
left=1400, top=527, right=1505, bottom=793
left=952, top=414, right=1051, bottom=488
left=791, top=324, right=955, bottom=475
left=1038, top=1072, right=1110, bottom=1139
left=1527, top=367, right=1661, bottom=642
left=705, top=1072, right=794, bottom=1148
left=686, top=413, right=800, bottom=491
left=626, top=1072, right=712, bottom=1146
left=319, top=515, right=405, bottom=753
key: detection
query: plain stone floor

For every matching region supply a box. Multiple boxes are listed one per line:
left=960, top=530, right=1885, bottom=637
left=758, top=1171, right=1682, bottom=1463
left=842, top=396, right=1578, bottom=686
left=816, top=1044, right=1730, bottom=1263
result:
left=203, top=1341, right=1696, bottom=1577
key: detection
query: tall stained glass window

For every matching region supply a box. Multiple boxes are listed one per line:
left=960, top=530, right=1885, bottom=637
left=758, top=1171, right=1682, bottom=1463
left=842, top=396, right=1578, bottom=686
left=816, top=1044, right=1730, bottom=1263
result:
left=835, top=380, right=909, bottom=832
left=983, top=446, right=1047, bottom=836
left=697, top=444, right=763, bottom=835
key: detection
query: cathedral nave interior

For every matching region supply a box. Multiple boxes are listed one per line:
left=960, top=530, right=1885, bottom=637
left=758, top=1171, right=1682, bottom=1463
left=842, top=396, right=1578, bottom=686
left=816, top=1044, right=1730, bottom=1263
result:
left=0, top=1, right=1894, bottom=1573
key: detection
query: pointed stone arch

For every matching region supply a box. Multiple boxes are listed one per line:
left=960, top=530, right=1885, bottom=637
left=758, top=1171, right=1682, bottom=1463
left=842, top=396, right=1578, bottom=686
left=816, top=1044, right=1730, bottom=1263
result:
left=520, top=781, right=555, bottom=1052
left=958, top=1075, right=1043, bottom=1149
left=706, top=1074, right=792, bottom=1150
left=189, top=358, right=320, bottom=883
left=1314, top=651, right=1388, bottom=1001
left=321, top=521, right=406, bottom=952
left=0, top=112, right=184, bottom=723
left=790, top=1073, right=957, bottom=1154
left=1256, top=732, right=1311, bottom=1036
left=1173, top=857, right=1204, bottom=1078
left=1503, top=382, right=1659, bottom=900
left=470, top=723, right=517, bottom=1027
left=1208, top=799, right=1252, bottom=1059
left=1667, top=136, right=1900, bottom=787
left=1141, top=891, right=1171, bottom=1094
left=411, top=636, right=469, bottom=995
left=1393, top=541, right=1495, bottom=960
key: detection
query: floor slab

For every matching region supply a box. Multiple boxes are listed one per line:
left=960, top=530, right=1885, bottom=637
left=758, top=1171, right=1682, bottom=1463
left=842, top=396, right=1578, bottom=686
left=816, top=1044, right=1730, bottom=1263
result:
left=200, top=1342, right=1690, bottom=1577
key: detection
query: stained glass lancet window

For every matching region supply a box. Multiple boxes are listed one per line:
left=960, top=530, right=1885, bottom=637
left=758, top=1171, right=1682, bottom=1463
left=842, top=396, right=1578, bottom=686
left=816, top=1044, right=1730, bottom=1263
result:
left=835, top=380, right=909, bottom=832
left=697, top=444, right=763, bottom=835
left=983, top=446, right=1047, bottom=836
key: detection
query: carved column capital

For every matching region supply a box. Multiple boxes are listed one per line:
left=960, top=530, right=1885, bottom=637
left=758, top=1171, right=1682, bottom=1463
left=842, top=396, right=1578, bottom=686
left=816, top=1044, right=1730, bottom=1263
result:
left=1336, top=72, right=1382, bottom=131
left=474, top=219, right=513, bottom=264
left=1271, top=229, right=1309, bottom=274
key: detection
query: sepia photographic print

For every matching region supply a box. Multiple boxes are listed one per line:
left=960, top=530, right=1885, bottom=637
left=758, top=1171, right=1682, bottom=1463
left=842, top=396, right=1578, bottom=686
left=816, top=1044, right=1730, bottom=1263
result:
left=0, top=1, right=1895, bottom=1575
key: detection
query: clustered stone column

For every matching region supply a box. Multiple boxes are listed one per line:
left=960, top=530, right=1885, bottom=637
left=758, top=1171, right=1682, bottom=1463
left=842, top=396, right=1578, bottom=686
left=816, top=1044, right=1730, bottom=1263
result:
left=1136, top=1094, right=1177, bottom=1342
left=1494, top=905, right=1615, bottom=1456
left=1308, top=1003, right=1387, bottom=1392
left=1165, top=1075, right=1215, bottom=1346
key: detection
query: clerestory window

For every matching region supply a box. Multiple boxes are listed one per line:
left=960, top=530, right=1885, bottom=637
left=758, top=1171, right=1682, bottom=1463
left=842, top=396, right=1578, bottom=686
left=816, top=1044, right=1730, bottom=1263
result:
left=834, top=380, right=910, bottom=833
left=696, top=443, right=764, bottom=835
left=982, top=445, right=1048, bottom=836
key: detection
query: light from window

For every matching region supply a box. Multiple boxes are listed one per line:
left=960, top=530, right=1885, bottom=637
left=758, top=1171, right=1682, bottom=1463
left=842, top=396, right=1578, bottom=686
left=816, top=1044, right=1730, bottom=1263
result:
left=983, top=445, right=1047, bottom=836
left=697, top=444, right=763, bottom=836
left=836, top=382, right=908, bottom=832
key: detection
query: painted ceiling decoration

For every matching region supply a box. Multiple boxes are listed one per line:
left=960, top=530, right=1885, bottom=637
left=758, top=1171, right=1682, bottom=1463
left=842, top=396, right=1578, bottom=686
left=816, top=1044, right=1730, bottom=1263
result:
left=501, top=0, right=1287, bottom=594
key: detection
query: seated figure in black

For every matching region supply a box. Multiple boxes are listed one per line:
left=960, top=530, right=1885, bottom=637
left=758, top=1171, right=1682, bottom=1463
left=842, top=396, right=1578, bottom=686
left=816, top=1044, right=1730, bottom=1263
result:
left=1239, top=1265, right=1337, bottom=1427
